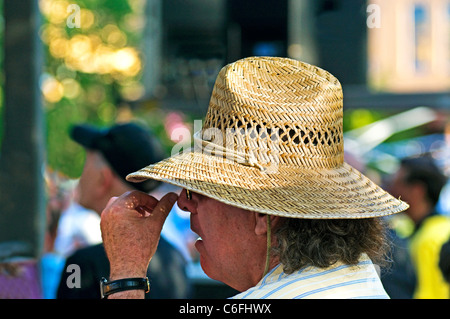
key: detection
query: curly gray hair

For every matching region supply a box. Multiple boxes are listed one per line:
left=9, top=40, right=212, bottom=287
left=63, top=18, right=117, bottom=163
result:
left=273, top=217, right=390, bottom=274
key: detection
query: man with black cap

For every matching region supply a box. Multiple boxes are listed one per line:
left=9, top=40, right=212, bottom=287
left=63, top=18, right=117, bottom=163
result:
left=57, top=122, right=192, bottom=299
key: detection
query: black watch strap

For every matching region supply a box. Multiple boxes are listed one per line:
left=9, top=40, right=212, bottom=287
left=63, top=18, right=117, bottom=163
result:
left=100, top=277, right=150, bottom=299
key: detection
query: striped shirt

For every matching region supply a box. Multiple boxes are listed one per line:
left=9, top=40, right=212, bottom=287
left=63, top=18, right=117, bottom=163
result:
left=231, top=255, right=389, bottom=299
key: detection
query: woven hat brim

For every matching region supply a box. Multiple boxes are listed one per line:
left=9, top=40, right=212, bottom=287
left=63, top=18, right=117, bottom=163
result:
left=126, top=151, right=409, bottom=219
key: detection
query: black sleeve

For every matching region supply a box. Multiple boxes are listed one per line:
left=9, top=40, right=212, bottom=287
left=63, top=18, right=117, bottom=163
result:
left=439, top=236, right=450, bottom=283
left=56, top=244, right=109, bottom=299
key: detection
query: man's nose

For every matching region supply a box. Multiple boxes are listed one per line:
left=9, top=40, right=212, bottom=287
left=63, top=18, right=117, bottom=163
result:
left=177, top=188, right=197, bottom=214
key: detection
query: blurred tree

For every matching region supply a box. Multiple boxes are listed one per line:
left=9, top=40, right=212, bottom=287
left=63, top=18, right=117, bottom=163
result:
left=0, top=0, right=46, bottom=258
left=39, top=0, right=147, bottom=178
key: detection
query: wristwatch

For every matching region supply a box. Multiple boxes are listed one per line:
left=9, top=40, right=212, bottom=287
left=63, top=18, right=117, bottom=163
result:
left=100, top=277, right=150, bottom=299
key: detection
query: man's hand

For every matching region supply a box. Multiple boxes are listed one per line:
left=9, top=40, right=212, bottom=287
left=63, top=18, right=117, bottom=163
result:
left=100, top=190, right=178, bottom=291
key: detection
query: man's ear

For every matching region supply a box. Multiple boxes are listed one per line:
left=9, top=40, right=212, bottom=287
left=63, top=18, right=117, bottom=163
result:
left=410, top=181, right=426, bottom=200
left=98, top=166, right=114, bottom=195
left=254, top=213, right=281, bottom=236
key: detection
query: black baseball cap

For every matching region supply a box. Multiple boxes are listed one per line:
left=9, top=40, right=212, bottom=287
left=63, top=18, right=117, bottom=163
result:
left=70, top=122, right=166, bottom=193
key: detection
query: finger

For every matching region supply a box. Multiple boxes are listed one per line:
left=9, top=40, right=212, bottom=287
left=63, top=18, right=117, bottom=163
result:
left=119, top=190, right=158, bottom=214
left=105, top=196, right=119, bottom=210
left=150, top=192, right=178, bottom=223
left=101, top=196, right=119, bottom=219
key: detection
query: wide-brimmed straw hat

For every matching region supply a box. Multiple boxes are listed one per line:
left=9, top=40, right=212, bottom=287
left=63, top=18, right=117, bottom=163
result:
left=127, top=57, right=409, bottom=219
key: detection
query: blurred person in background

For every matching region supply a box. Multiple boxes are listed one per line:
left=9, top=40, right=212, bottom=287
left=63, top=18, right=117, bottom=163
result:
left=380, top=226, right=417, bottom=298
left=389, top=156, right=450, bottom=299
left=40, top=170, right=74, bottom=299
left=53, top=187, right=102, bottom=259
left=57, top=122, right=192, bottom=299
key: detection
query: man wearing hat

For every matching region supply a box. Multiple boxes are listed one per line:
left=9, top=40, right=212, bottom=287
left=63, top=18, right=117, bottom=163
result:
left=99, top=57, right=409, bottom=299
left=57, top=122, right=192, bottom=299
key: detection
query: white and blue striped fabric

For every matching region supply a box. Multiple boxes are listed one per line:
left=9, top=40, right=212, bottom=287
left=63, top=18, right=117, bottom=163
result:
left=231, top=255, right=389, bottom=299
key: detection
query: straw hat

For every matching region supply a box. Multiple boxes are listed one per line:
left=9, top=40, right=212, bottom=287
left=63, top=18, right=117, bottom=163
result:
left=127, top=57, right=409, bottom=219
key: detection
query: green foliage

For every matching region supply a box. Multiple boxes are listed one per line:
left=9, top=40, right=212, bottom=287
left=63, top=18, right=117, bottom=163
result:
left=41, top=0, right=145, bottom=178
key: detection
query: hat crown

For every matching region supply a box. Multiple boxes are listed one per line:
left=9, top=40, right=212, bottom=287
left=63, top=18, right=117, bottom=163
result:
left=202, top=57, right=344, bottom=169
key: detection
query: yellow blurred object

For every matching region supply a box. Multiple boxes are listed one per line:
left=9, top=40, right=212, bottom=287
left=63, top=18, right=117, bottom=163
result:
left=388, top=213, right=415, bottom=238
left=42, top=77, right=64, bottom=103
left=42, top=1, right=142, bottom=78
left=410, top=215, right=450, bottom=299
